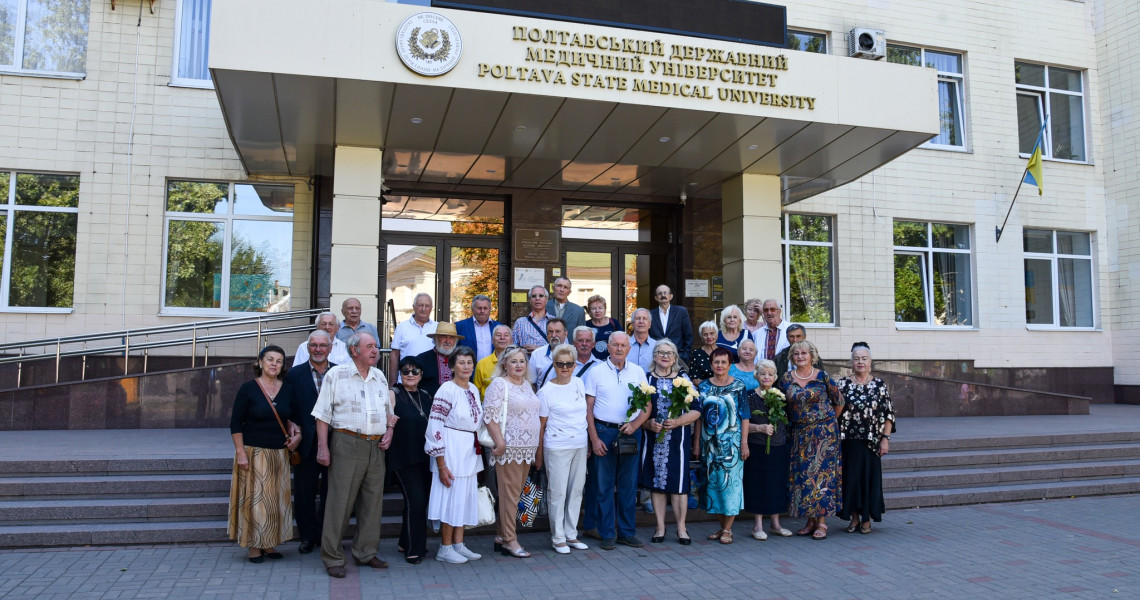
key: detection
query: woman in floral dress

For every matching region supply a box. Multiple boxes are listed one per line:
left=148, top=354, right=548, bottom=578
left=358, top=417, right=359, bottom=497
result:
left=698, top=347, right=751, bottom=544
left=779, top=340, right=843, bottom=540
left=837, top=342, right=895, bottom=534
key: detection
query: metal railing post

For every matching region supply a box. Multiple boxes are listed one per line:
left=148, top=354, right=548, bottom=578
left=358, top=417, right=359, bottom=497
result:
left=55, top=339, right=61, bottom=383
left=191, top=325, right=197, bottom=368
left=124, top=332, right=130, bottom=376
left=143, top=335, right=149, bottom=374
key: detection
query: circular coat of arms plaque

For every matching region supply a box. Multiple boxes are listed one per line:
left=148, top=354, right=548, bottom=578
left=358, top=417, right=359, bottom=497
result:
left=396, top=12, right=463, bottom=76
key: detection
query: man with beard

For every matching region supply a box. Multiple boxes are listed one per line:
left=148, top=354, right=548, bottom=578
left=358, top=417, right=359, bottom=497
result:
left=415, top=321, right=463, bottom=396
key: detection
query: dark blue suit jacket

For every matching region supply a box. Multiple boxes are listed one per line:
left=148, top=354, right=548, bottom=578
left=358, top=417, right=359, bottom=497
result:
left=454, top=317, right=502, bottom=360
left=283, top=361, right=336, bottom=460
left=649, top=305, right=693, bottom=362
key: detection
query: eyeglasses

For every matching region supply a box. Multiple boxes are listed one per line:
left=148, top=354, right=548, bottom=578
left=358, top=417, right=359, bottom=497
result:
left=309, top=343, right=331, bottom=349
left=530, top=294, right=547, bottom=298
left=400, top=368, right=423, bottom=376
left=553, top=361, right=575, bottom=369
left=653, top=350, right=675, bottom=356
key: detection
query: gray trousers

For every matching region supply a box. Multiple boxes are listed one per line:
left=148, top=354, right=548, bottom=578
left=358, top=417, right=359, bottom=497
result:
left=320, top=433, right=386, bottom=568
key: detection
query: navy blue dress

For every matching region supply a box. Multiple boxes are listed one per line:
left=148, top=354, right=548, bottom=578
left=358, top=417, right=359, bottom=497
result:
left=638, top=372, right=699, bottom=494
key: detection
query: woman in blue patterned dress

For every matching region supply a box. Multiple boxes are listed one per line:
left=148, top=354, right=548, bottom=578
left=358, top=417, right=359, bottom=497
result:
left=698, top=347, right=751, bottom=544
left=638, top=340, right=701, bottom=545
left=779, top=340, right=844, bottom=540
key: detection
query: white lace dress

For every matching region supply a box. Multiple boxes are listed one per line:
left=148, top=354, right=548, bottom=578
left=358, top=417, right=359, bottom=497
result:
left=482, top=377, right=541, bottom=465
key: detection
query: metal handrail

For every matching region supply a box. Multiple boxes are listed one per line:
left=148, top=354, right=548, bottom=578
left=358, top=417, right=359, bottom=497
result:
left=0, top=307, right=327, bottom=388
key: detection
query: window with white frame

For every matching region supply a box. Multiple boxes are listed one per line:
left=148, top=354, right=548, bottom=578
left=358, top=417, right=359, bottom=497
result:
left=887, top=45, right=966, bottom=149
left=172, top=0, right=211, bottom=86
left=0, top=171, right=79, bottom=309
left=781, top=214, right=834, bottom=325
left=787, top=30, right=826, bottom=54
left=1015, top=62, right=1086, bottom=162
left=893, top=221, right=973, bottom=327
left=1023, top=229, right=1094, bottom=328
left=163, top=181, right=294, bottom=313
left=0, top=0, right=90, bottom=76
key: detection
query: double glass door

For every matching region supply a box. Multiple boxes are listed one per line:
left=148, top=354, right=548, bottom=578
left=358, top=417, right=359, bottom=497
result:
left=383, top=235, right=504, bottom=333
left=563, top=243, right=669, bottom=327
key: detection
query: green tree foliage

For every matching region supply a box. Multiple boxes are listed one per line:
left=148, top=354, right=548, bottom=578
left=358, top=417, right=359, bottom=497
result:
left=0, top=3, right=15, bottom=65
left=787, top=32, right=824, bottom=53
left=450, top=220, right=502, bottom=317
left=20, top=0, right=90, bottom=73
left=6, top=173, right=78, bottom=307
left=784, top=214, right=834, bottom=323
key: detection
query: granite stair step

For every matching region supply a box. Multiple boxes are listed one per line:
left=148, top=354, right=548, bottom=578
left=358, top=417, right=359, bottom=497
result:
left=883, top=458, right=1140, bottom=491
left=883, top=442, right=1140, bottom=470
left=0, top=473, right=232, bottom=497
left=889, top=430, right=1140, bottom=453
left=0, top=497, right=230, bottom=523
left=885, top=476, right=1140, bottom=509
left=0, top=458, right=232, bottom=476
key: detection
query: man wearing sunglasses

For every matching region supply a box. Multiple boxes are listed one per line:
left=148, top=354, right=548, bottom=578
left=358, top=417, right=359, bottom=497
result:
left=512, top=285, right=551, bottom=352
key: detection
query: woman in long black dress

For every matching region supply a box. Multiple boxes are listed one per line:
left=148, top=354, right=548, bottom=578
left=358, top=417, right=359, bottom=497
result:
left=639, top=340, right=700, bottom=545
left=837, top=342, right=895, bottom=534
left=743, top=360, right=792, bottom=540
left=388, top=356, right=432, bottom=563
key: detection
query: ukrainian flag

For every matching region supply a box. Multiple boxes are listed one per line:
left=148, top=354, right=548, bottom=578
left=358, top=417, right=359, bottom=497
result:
left=1023, top=123, right=1046, bottom=195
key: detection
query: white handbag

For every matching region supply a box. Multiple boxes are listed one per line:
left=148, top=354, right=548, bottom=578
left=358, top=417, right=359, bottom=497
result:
left=474, top=485, right=497, bottom=527
left=477, top=379, right=509, bottom=447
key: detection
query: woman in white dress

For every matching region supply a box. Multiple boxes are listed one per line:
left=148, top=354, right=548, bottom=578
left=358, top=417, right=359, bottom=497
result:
left=425, top=346, right=484, bottom=564
left=483, top=345, right=542, bottom=558
left=537, top=343, right=590, bottom=554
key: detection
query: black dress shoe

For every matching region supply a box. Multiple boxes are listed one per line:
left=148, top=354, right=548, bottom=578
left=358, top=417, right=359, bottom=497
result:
left=248, top=551, right=264, bottom=564
left=651, top=535, right=665, bottom=543
left=678, top=535, right=692, bottom=545
left=264, top=551, right=284, bottom=560
left=406, top=555, right=423, bottom=565
left=298, top=540, right=316, bottom=554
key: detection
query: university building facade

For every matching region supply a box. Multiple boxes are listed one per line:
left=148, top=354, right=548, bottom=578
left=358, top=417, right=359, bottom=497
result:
left=1, top=0, right=1137, bottom=417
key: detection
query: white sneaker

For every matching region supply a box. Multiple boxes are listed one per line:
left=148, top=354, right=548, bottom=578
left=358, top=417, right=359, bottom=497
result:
left=552, top=543, right=571, bottom=554
left=566, top=540, right=589, bottom=550
left=453, top=543, right=482, bottom=561
left=435, top=545, right=468, bottom=564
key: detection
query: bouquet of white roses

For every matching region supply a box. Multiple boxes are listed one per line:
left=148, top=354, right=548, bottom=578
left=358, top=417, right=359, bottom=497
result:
left=627, top=381, right=655, bottom=421
left=751, top=387, right=788, bottom=454
left=657, top=377, right=699, bottom=442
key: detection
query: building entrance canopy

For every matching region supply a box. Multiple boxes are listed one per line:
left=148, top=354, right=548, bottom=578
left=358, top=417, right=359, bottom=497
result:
left=210, top=0, right=938, bottom=204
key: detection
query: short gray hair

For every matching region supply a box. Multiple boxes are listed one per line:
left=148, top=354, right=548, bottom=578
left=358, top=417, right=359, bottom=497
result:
left=472, top=294, right=491, bottom=307
left=633, top=307, right=651, bottom=320
left=572, top=325, right=595, bottom=341
left=314, top=311, right=338, bottom=325
left=757, top=359, right=777, bottom=375
left=493, top=323, right=512, bottom=336
left=720, top=304, right=744, bottom=331
left=308, top=330, right=332, bottom=344
left=550, top=343, right=576, bottom=365
left=413, top=292, right=433, bottom=306
left=345, top=332, right=369, bottom=356
left=698, top=320, right=718, bottom=335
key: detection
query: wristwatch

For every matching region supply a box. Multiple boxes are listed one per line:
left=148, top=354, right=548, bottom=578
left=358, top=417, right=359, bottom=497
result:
left=882, top=435, right=891, bottom=440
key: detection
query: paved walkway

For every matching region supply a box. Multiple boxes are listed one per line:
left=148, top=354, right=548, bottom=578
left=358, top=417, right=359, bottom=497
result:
left=0, top=494, right=1137, bottom=599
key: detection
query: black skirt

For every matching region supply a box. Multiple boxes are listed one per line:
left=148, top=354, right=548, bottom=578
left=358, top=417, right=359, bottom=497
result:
left=743, top=440, right=790, bottom=515
left=838, top=439, right=886, bottom=522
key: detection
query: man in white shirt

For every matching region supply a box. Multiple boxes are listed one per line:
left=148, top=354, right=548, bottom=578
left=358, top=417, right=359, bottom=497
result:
left=390, top=293, right=437, bottom=377
left=757, top=298, right=791, bottom=362
left=628, top=308, right=657, bottom=372
left=529, top=318, right=568, bottom=390
left=294, top=311, right=351, bottom=366
left=583, top=332, right=649, bottom=550
left=571, top=326, right=601, bottom=377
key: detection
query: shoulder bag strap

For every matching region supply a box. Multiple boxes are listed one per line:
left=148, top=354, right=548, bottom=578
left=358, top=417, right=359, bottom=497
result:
left=525, top=316, right=546, bottom=339
left=255, top=379, right=290, bottom=442
left=575, top=361, right=595, bottom=378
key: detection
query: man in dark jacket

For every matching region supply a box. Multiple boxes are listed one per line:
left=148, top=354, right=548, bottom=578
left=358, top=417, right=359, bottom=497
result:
left=283, top=329, right=336, bottom=554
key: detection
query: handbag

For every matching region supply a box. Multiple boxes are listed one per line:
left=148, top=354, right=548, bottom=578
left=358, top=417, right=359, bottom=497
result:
left=516, top=467, right=545, bottom=528
left=615, top=434, right=639, bottom=455
left=473, top=485, right=497, bottom=528
left=477, top=378, right=509, bottom=448
left=256, top=379, right=301, bottom=466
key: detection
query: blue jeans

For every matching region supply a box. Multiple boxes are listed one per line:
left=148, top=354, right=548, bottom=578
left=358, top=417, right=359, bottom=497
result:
left=592, top=424, right=641, bottom=539
left=582, top=454, right=598, bottom=530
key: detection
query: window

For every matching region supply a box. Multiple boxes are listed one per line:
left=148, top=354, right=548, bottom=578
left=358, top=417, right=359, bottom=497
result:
left=887, top=45, right=966, bottom=149
left=787, top=30, right=826, bottom=54
left=1015, top=62, right=1086, bottom=161
left=781, top=214, right=834, bottom=325
left=1023, top=229, right=1094, bottom=328
left=163, top=181, right=294, bottom=313
left=0, top=171, right=79, bottom=310
left=893, top=221, right=973, bottom=327
left=0, top=0, right=90, bottom=77
left=172, top=0, right=212, bottom=86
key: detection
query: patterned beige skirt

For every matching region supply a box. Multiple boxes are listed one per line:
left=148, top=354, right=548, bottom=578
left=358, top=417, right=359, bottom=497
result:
left=227, top=446, right=294, bottom=548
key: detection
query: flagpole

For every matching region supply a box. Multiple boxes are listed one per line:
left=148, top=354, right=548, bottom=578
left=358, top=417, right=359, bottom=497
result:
left=996, top=163, right=1031, bottom=243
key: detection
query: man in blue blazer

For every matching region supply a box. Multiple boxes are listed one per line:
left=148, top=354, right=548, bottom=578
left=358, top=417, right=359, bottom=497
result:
left=546, top=276, right=587, bottom=333
left=648, top=284, right=693, bottom=362
left=283, top=330, right=337, bottom=555
left=454, top=294, right=501, bottom=362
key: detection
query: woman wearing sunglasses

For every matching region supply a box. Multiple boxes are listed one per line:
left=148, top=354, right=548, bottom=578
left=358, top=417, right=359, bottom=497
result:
left=537, top=343, right=591, bottom=554
left=387, top=357, right=432, bottom=564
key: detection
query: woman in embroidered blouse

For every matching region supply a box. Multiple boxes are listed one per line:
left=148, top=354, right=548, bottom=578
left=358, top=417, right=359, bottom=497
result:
left=689, top=321, right=719, bottom=385
left=638, top=339, right=701, bottom=545
left=698, top=347, right=751, bottom=545
left=537, top=343, right=591, bottom=554
left=715, top=304, right=751, bottom=363
left=483, top=345, right=542, bottom=558
left=425, top=346, right=484, bottom=565
left=586, top=295, right=621, bottom=361
left=729, top=339, right=760, bottom=391
left=779, top=340, right=844, bottom=540
left=228, top=345, right=300, bottom=564
left=837, top=342, right=895, bottom=535
left=388, top=356, right=432, bottom=564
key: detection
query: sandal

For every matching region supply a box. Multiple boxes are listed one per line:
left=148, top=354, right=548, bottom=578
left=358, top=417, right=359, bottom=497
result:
left=796, top=524, right=816, bottom=537
left=769, top=527, right=793, bottom=537
left=845, top=520, right=860, bottom=534
left=719, top=530, right=734, bottom=544
left=707, top=529, right=725, bottom=541
left=500, top=544, right=531, bottom=558
left=860, top=522, right=872, bottom=534
left=812, top=524, right=828, bottom=540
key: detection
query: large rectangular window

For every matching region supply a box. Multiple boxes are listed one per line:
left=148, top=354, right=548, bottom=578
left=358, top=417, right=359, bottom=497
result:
left=893, top=221, right=973, bottom=327
left=887, top=45, right=966, bottom=149
left=1015, top=62, right=1086, bottom=162
left=172, top=0, right=211, bottom=86
left=1023, top=229, right=1094, bottom=328
left=163, top=181, right=294, bottom=314
left=781, top=214, right=834, bottom=325
left=0, top=171, right=79, bottom=310
left=0, top=0, right=90, bottom=77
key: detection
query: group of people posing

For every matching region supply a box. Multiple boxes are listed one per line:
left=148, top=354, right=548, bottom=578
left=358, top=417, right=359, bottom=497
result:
left=226, top=285, right=896, bottom=579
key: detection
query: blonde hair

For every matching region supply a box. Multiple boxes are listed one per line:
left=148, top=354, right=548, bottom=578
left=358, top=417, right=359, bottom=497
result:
left=720, top=304, right=744, bottom=332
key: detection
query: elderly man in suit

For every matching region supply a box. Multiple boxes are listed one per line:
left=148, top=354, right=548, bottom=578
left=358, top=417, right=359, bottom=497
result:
left=284, top=329, right=337, bottom=555
left=454, top=294, right=501, bottom=362
left=546, top=276, right=586, bottom=333
left=648, top=284, right=693, bottom=362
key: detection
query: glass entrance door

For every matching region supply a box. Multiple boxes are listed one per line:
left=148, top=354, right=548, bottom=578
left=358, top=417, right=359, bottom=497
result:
left=564, top=246, right=658, bottom=328
left=384, top=239, right=502, bottom=328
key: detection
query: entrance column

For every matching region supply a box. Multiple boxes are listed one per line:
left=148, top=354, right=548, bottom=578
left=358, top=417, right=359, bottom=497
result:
left=721, top=174, right=782, bottom=304
left=329, top=146, right=383, bottom=327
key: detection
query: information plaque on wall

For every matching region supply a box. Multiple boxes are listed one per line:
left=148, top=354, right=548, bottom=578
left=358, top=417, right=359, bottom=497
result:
left=513, top=228, right=560, bottom=262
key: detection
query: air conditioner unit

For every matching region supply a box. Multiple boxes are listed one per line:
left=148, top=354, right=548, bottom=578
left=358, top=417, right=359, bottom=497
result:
left=848, top=28, right=886, bottom=60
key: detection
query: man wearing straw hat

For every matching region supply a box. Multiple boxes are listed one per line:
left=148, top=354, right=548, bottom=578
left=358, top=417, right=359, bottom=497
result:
left=414, top=321, right=464, bottom=396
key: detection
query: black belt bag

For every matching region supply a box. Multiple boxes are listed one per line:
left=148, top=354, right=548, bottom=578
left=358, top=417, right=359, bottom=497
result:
left=615, top=434, right=639, bottom=455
